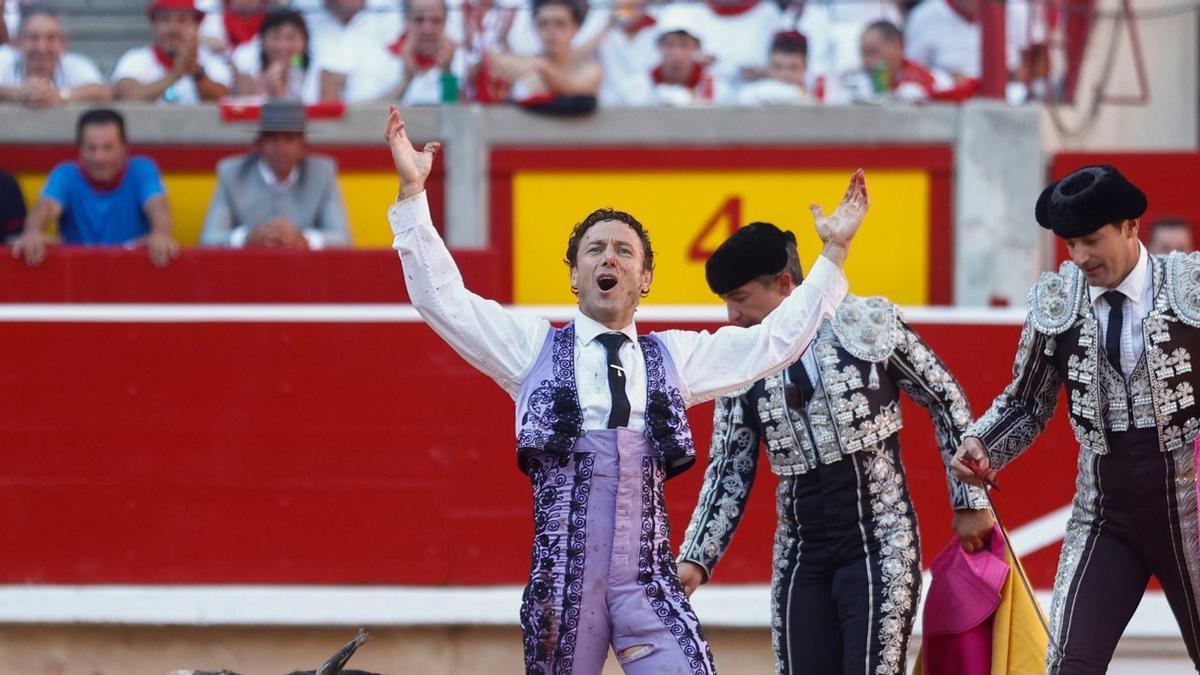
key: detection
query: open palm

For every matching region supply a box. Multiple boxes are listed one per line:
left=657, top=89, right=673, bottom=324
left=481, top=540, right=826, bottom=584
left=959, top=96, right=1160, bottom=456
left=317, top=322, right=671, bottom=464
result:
left=811, top=169, right=869, bottom=247
left=384, top=105, right=440, bottom=199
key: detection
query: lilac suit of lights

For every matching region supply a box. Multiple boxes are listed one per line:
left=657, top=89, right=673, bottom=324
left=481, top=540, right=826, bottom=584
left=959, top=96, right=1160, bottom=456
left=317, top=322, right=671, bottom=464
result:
left=517, top=324, right=715, bottom=674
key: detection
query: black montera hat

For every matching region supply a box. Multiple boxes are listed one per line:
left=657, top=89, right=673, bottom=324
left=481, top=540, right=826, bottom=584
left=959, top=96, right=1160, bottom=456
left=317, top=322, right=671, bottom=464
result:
left=1035, top=164, right=1147, bottom=238
left=705, top=222, right=796, bottom=296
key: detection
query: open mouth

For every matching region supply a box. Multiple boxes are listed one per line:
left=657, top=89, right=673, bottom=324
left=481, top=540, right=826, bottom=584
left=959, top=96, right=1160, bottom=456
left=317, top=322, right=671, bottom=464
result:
left=597, top=275, right=618, bottom=292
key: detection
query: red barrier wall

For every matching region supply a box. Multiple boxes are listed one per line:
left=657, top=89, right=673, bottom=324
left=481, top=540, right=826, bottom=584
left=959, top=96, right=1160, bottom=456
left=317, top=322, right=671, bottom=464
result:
left=1051, top=152, right=1200, bottom=261
left=0, top=248, right=506, bottom=303
left=0, top=251, right=1078, bottom=588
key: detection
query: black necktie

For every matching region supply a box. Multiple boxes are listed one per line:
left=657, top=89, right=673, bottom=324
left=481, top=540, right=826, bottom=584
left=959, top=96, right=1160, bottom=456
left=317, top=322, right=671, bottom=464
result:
left=787, top=358, right=816, bottom=410
left=596, top=333, right=631, bottom=429
left=1103, top=291, right=1125, bottom=372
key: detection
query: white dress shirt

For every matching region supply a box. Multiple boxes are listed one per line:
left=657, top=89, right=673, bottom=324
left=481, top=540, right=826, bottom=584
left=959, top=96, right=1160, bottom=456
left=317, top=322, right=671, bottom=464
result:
left=111, top=45, right=233, bottom=104
left=388, top=191, right=849, bottom=435
left=1088, top=243, right=1153, bottom=379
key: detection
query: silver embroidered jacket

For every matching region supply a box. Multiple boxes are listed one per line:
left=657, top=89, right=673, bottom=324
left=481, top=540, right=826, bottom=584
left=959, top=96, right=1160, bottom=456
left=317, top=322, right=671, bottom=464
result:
left=678, top=295, right=989, bottom=577
left=969, top=252, right=1200, bottom=468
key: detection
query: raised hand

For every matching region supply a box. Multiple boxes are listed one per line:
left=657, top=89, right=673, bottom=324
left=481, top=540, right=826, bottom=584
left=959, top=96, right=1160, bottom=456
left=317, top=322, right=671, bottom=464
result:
left=384, top=105, right=440, bottom=201
left=811, top=169, right=868, bottom=266
left=11, top=230, right=55, bottom=267
left=172, top=36, right=200, bottom=78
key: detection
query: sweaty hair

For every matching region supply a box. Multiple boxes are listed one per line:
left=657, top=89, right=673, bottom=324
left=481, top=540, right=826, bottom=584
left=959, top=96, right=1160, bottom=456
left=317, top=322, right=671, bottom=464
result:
left=259, top=8, right=311, bottom=71
left=770, top=30, right=807, bottom=58
left=779, top=239, right=804, bottom=285
left=76, top=108, right=127, bottom=146
left=564, top=208, right=655, bottom=293
left=865, top=19, right=903, bottom=44
left=533, top=0, right=587, bottom=26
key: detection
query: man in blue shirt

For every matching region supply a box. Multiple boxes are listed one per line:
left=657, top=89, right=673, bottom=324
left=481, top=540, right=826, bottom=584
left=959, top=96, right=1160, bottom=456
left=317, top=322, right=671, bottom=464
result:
left=12, top=108, right=179, bottom=267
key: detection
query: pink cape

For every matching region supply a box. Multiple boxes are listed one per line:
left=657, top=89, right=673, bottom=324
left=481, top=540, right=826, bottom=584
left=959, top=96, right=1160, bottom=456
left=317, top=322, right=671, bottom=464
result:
left=921, top=523, right=1008, bottom=675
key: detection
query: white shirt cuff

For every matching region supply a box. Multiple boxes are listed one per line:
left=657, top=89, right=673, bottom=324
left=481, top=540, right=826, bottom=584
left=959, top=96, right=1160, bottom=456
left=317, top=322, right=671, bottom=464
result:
left=805, top=254, right=850, bottom=312
left=387, top=190, right=433, bottom=246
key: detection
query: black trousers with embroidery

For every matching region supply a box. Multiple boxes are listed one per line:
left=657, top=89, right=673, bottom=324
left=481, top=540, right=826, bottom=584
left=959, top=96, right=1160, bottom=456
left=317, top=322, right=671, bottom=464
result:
left=1047, top=428, right=1200, bottom=674
left=771, top=444, right=922, bottom=675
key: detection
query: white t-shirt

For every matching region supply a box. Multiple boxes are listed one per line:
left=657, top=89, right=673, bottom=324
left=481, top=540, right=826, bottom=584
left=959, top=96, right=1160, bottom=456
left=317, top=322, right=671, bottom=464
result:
left=0, top=46, right=104, bottom=88
left=657, top=2, right=781, bottom=98
left=304, top=7, right=402, bottom=73
left=230, top=40, right=322, bottom=103
left=597, top=17, right=661, bottom=106
left=342, top=43, right=467, bottom=104
left=111, top=44, right=234, bottom=104
left=904, top=0, right=1047, bottom=76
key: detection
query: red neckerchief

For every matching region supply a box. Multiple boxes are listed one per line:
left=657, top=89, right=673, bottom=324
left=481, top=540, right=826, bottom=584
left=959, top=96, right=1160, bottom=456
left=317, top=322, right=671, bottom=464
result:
left=223, top=10, right=264, bottom=48
left=894, top=58, right=936, bottom=93
left=152, top=44, right=175, bottom=70
left=473, top=57, right=509, bottom=103
left=387, top=33, right=438, bottom=69
left=651, top=61, right=704, bottom=88
left=77, top=160, right=128, bottom=193
left=705, top=0, right=759, bottom=17
left=622, top=14, right=657, bottom=36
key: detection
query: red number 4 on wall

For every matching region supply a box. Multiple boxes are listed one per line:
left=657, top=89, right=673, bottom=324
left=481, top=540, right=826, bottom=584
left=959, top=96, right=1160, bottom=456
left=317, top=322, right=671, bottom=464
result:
left=687, top=196, right=742, bottom=262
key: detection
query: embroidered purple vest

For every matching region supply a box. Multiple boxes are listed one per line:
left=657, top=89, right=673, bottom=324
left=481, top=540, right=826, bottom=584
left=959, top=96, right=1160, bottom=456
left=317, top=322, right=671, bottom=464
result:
left=515, top=322, right=696, bottom=478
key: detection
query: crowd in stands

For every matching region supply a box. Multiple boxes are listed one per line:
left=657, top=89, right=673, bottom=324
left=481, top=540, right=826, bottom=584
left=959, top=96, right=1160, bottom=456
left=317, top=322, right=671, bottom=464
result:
left=4, top=102, right=351, bottom=265
left=0, top=0, right=1133, bottom=266
left=0, top=0, right=1055, bottom=112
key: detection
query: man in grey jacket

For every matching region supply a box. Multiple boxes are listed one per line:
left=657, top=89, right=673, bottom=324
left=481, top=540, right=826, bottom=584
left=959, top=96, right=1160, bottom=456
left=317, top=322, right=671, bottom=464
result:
left=200, top=100, right=350, bottom=248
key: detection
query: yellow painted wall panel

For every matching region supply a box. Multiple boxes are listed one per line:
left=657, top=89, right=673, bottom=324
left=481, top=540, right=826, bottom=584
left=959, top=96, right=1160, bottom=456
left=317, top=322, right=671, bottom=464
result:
left=512, top=170, right=930, bottom=305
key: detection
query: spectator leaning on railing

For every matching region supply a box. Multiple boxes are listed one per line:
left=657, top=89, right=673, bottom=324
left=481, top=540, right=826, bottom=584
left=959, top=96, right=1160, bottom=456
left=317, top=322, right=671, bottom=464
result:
left=112, top=0, right=232, bottom=104
left=0, top=6, right=111, bottom=107
left=487, top=0, right=602, bottom=115
left=199, top=100, right=350, bottom=249
left=11, top=108, right=179, bottom=268
left=737, top=29, right=809, bottom=105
